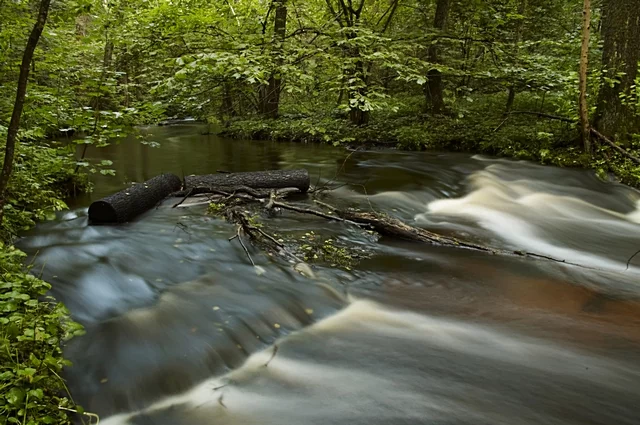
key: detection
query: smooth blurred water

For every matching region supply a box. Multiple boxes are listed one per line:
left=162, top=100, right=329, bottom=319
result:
left=18, top=124, right=640, bottom=424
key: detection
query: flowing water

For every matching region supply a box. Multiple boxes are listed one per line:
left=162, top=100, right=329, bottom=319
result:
left=18, top=124, right=640, bottom=424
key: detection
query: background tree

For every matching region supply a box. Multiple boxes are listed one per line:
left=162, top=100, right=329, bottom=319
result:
left=595, top=0, right=640, bottom=141
left=258, top=0, right=288, bottom=118
left=0, top=0, right=52, bottom=225
left=579, top=0, right=592, bottom=152
left=425, top=0, right=451, bottom=114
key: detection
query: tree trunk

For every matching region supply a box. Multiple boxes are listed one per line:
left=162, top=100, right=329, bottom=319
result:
left=594, top=0, right=640, bottom=141
left=259, top=0, right=287, bottom=118
left=425, top=0, right=450, bottom=114
left=221, top=82, right=236, bottom=117
left=103, top=39, right=114, bottom=70
left=579, top=0, right=592, bottom=152
left=0, top=0, right=52, bottom=227
left=505, top=0, right=527, bottom=113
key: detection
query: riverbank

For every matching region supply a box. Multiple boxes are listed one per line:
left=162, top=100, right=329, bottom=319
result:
left=220, top=99, right=640, bottom=188
left=0, top=140, right=88, bottom=424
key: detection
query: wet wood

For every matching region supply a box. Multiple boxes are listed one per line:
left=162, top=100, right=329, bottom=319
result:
left=184, top=169, right=310, bottom=193
left=207, top=191, right=602, bottom=270
left=89, top=173, right=182, bottom=223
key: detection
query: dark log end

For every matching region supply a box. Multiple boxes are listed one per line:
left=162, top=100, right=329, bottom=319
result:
left=88, top=201, right=119, bottom=224
left=89, top=173, right=182, bottom=224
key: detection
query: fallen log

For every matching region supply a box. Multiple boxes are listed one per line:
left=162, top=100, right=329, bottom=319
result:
left=185, top=169, right=310, bottom=193
left=89, top=173, right=182, bottom=223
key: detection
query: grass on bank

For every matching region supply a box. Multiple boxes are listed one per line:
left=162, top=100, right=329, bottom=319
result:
left=220, top=93, right=640, bottom=188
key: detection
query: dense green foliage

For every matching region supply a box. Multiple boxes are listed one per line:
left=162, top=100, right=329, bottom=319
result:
left=0, top=245, right=84, bottom=425
left=5, top=1, right=639, bottom=183
left=0, top=2, right=97, bottom=423
left=21, top=0, right=628, bottom=185
left=0, top=1, right=638, bottom=422
left=0, top=137, right=87, bottom=424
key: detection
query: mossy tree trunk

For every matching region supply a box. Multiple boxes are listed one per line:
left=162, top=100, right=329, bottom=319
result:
left=595, top=0, right=640, bottom=142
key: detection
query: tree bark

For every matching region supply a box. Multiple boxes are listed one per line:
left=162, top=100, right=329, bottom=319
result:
left=185, top=169, right=310, bottom=193
left=425, top=0, right=450, bottom=114
left=594, top=0, right=640, bottom=141
left=259, top=0, right=287, bottom=118
left=0, top=0, right=52, bottom=226
left=89, top=174, right=183, bottom=224
left=579, top=0, right=592, bottom=152
left=103, top=39, right=114, bottom=70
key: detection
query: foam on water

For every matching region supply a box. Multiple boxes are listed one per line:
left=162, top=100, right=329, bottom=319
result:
left=101, top=300, right=640, bottom=425
left=421, top=165, right=640, bottom=274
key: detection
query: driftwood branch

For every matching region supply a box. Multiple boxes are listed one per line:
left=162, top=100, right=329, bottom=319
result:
left=311, top=202, right=601, bottom=270
left=221, top=192, right=602, bottom=270
left=590, top=128, right=640, bottom=165
left=270, top=200, right=362, bottom=227
left=226, top=208, right=304, bottom=263
left=506, top=110, right=576, bottom=123
left=230, top=225, right=255, bottom=266
left=172, top=187, right=195, bottom=208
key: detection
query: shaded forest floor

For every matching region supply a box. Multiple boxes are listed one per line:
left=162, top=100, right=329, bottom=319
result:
left=220, top=94, right=640, bottom=188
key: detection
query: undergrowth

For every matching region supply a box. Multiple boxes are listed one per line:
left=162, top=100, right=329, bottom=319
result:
left=221, top=93, right=640, bottom=188
left=0, top=137, right=88, bottom=424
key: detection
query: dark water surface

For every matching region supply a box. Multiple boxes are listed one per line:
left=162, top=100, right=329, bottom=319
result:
left=19, top=124, right=640, bottom=424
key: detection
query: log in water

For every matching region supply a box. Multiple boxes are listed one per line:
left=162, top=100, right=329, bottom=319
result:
left=88, top=173, right=182, bottom=223
left=185, top=169, right=310, bottom=193
left=89, top=169, right=311, bottom=224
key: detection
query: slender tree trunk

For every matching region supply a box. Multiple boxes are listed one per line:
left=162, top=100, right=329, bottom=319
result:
left=579, top=0, right=592, bottom=152
left=0, top=0, right=52, bottom=226
left=506, top=0, right=528, bottom=113
left=259, top=0, right=287, bottom=118
left=103, top=39, right=114, bottom=70
left=349, top=56, right=370, bottom=126
left=425, top=0, right=450, bottom=114
left=221, top=82, right=236, bottom=117
left=594, top=0, right=640, bottom=141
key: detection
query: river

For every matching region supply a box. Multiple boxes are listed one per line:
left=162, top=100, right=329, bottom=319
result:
left=18, top=124, right=640, bottom=424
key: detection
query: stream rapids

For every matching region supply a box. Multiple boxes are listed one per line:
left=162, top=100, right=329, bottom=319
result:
left=18, top=124, right=640, bottom=425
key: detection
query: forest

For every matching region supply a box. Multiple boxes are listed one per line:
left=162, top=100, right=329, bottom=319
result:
left=1, top=0, right=640, bottom=423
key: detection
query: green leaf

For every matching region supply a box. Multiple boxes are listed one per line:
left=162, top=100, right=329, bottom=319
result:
left=18, top=368, right=37, bottom=377
left=28, top=389, right=44, bottom=399
left=6, top=387, right=25, bottom=405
